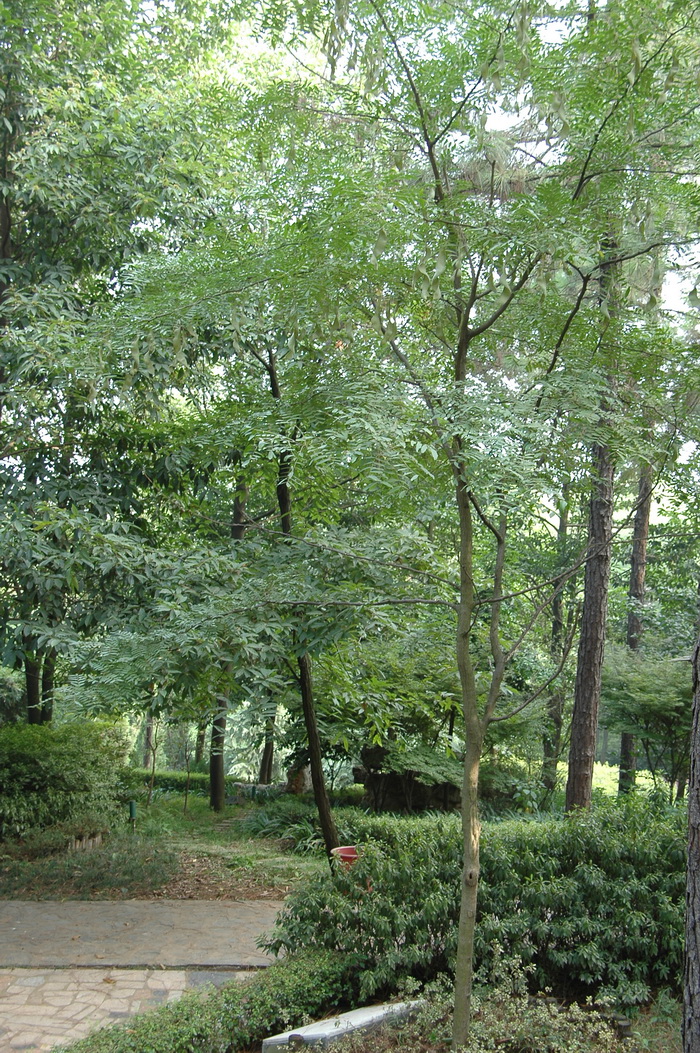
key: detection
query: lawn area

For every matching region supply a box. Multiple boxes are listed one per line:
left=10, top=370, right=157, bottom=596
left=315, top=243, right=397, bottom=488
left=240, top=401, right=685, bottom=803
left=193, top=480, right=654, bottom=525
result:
left=0, top=793, right=324, bottom=900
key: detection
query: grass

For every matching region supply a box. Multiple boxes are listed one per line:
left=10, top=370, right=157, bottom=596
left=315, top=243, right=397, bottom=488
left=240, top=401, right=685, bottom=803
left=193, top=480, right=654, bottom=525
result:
left=0, top=792, right=325, bottom=900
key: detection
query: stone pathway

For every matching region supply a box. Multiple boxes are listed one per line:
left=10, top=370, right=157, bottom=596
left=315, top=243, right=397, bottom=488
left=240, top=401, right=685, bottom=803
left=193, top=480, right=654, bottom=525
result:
left=0, top=901, right=284, bottom=1053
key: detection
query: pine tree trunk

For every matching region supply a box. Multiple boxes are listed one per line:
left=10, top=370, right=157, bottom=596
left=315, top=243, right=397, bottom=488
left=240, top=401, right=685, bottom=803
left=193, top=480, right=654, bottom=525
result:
left=684, top=639, right=700, bottom=1053
left=619, top=460, right=653, bottom=793
left=25, top=653, right=42, bottom=724
left=209, top=706, right=227, bottom=812
left=566, top=442, right=614, bottom=811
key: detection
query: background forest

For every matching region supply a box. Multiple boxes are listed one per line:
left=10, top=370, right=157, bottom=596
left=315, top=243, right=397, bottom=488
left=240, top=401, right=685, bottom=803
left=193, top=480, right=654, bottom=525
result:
left=2, top=0, right=700, bottom=1048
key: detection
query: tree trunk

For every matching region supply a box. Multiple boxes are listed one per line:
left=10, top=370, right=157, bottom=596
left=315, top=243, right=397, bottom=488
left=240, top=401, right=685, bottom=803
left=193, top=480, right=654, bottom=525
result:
left=143, top=716, right=154, bottom=770
left=684, top=639, right=700, bottom=1053
left=40, top=649, right=56, bottom=723
left=298, top=653, right=339, bottom=858
left=566, top=442, right=614, bottom=811
left=452, top=483, right=485, bottom=1049
left=619, top=459, right=653, bottom=793
left=25, top=653, right=42, bottom=724
left=209, top=706, right=227, bottom=812
left=194, top=720, right=207, bottom=765
left=264, top=345, right=338, bottom=859
left=258, top=713, right=276, bottom=785
left=542, top=496, right=569, bottom=797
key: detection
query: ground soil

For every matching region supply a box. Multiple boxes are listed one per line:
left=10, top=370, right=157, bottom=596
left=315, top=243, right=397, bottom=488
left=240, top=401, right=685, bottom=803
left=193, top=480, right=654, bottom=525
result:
left=148, top=850, right=294, bottom=900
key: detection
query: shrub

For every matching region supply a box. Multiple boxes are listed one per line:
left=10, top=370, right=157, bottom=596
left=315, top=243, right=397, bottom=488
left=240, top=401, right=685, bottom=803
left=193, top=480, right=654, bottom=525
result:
left=56, top=950, right=352, bottom=1053
left=265, top=797, right=686, bottom=1006
left=0, top=722, right=128, bottom=841
left=130, top=768, right=211, bottom=795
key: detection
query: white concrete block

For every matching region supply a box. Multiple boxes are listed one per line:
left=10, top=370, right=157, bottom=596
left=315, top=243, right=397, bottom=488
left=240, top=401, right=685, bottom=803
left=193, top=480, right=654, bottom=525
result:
left=261, top=1000, right=422, bottom=1049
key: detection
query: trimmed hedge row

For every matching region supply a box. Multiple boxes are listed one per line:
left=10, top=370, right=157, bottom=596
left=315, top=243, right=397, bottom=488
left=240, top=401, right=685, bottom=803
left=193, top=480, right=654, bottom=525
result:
left=58, top=951, right=352, bottom=1053
left=265, top=797, right=686, bottom=1006
left=130, top=769, right=284, bottom=798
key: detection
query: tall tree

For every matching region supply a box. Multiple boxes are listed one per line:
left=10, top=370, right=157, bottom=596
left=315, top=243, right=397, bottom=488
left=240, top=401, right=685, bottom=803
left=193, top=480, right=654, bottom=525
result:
left=619, top=459, right=654, bottom=792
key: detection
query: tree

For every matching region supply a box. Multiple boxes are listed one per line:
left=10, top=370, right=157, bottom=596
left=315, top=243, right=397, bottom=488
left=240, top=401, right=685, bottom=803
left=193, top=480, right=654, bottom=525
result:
left=247, top=0, right=700, bottom=1040
left=0, top=0, right=240, bottom=718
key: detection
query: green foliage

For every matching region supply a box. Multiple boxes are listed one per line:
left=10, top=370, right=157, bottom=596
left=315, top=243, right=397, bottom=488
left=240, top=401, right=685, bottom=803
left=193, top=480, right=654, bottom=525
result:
left=0, top=668, right=23, bottom=725
left=602, top=647, right=692, bottom=791
left=265, top=799, right=685, bottom=1005
left=129, top=768, right=288, bottom=800
left=0, top=837, right=180, bottom=898
left=57, top=950, right=353, bottom=1053
left=349, top=969, right=627, bottom=1053
left=0, top=722, right=128, bottom=840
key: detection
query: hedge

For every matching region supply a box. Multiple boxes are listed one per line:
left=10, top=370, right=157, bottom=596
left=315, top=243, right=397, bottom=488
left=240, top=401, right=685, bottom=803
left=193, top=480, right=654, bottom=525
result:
left=0, top=723, right=128, bottom=840
left=265, top=796, right=686, bottom=1006
left=57, top=951, right=352, bottom=1053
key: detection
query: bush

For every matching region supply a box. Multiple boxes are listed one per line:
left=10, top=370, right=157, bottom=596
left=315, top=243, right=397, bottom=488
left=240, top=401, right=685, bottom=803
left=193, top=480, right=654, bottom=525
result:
left=130, top=768, right=211, bottom=795
left=57, top=950, right=353, bottom=1053
left=0, top=722, right=128, bottom=841
left=265, top=797, right=686, bottom=1006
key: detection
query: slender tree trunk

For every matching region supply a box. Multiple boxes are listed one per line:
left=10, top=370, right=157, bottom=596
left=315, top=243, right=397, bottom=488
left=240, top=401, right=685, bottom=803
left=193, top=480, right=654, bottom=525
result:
left=209, top=705, right=227, bottom=812
left=264, top=345, right=338, bottom=859
left=619, top=460, right=653, bottom=793
left=194, top=720, right=207, bottom=766
left=40, top=648, right=55, bottom=723
left=25, top=653, right=42, bottom=724
left=298, top=654, right=339, bottom=858
left=258, top=713, right=276, bottom=785
left=566, top=442, right=614, bottom=811
left=542, top=496, right=569, bottom=796
left=142, top=716, right=154, bottom=770
left=684, top=638, right=700, bottom=1053
left=145, top=721, right=158, bottom=806
left=452, top=484, right=485, bottom=1049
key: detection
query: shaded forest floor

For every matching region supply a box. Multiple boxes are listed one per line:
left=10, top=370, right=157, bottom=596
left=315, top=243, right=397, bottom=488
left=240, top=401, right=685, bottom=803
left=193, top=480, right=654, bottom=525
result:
left=0, top=794, right=324, bottom=901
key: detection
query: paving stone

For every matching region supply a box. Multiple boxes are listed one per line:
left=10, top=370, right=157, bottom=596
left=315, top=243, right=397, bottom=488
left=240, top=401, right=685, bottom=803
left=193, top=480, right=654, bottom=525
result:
left=0, top=901, right=281, bottom=1052
left=1, top=900, right=282, bottom=968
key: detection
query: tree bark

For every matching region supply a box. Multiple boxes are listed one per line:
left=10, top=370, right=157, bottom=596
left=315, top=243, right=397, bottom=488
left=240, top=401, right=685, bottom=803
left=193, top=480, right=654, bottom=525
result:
left=298, top=654, right=339, bottom=858
left=566, top=442, right=614, bottom=810
left=264, top=344, right=339, bottom=859
left=684, top=638, right=700, bottom=1053
left=619, top=459, right=653, bottom=794
left=143, top=715, right=154, bottom=770
left=194, top=719, right=207, bottom=765
left=40, top=648, right=55, bottom=723
left=25, top=653, right=42, bottom=724
left=209, top=705, right=227, bottom=812
left=258, top=713, right=276, bottom=784
left=452, top=483, right=485, bottom=1048
left=542, top=496, right=569, bottom=797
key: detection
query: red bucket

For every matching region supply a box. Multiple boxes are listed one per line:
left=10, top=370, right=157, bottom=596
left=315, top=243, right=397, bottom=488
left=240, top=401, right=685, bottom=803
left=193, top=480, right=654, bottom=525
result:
left=331, top=845, right=359, bottom=869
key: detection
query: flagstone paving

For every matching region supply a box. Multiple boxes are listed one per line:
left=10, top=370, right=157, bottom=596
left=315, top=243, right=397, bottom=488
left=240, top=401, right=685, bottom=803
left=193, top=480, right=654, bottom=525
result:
left=0, top=901, right=284, bottom=1053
